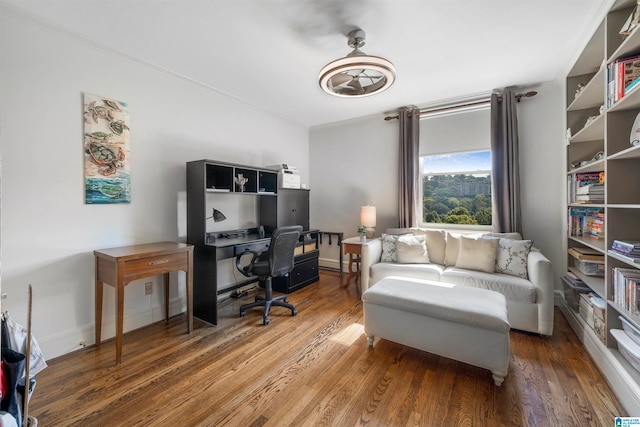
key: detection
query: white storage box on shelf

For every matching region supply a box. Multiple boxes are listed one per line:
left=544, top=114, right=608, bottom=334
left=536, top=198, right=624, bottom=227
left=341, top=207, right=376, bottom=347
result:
left=573, top=259, right=604, bottom=276
left=611, top=329, right=640, bottom=373
left=620, top=316, right=640, bottom=347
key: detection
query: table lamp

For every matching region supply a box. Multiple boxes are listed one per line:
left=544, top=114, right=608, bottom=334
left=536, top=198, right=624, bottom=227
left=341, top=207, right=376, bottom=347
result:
left=360, top=205, right=376, bottom=238
left=207, top=208, right=227, bottom=222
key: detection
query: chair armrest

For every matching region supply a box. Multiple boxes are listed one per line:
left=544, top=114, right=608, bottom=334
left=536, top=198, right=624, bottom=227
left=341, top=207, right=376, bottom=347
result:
left=360, top=238, right=382, bottom=293
left=235, top=250, right=262, bottom=277
left=527, top=249, right=554, bottom=335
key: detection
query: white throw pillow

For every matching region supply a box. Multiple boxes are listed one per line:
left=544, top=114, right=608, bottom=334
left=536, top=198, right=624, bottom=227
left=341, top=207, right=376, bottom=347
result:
left=424, top=229, right=446, bottom=265
left=495, top=238, right=533, bottom=279
left=444, top=232, right=461, bottom=266
left=455, top=236, right=499, bottom=273
left=380, top=233, right=412, bottom=263
left=396, top=235, right=430, bottom=264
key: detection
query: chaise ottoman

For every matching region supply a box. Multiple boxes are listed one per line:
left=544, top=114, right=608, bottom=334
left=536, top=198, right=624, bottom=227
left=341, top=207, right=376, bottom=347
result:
left=362, top=276, right=511, bottom=386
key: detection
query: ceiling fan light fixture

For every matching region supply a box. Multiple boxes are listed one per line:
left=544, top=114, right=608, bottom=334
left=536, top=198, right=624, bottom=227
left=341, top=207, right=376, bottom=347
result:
left=319, top=29, right=396, bottom=98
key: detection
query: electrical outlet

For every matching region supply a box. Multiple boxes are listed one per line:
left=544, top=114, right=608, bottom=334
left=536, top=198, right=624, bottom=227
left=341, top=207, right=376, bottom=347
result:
left=144, top=282, right=153, bottom=295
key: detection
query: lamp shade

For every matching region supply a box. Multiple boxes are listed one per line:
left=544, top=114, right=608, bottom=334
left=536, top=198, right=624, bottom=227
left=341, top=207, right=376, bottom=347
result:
left=207, top=208, right=227, bottom=223
left=360, top=206, right=376, bottom=227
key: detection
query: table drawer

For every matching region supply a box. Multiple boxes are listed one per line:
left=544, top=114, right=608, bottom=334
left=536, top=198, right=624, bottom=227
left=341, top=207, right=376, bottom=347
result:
left=123, top=251, right=189, bottom=282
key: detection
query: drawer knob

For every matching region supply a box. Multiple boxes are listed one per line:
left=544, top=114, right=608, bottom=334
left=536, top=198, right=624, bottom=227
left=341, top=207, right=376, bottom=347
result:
left=149, top=259, right=169, bottom=266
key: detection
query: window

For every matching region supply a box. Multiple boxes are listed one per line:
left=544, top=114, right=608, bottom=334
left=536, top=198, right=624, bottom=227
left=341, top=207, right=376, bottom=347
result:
left=417, top=104, right=492, bottom=230
left=420, top=150, right=492, bottom=229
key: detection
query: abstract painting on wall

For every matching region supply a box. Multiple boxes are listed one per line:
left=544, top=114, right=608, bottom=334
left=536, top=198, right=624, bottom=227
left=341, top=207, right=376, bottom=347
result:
left=83, top=93, right=131, bottom=204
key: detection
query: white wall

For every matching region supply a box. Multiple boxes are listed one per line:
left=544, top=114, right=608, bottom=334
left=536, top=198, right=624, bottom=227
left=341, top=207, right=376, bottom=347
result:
left=517, top=84, right=566, bottom=292
left=309, top=114, right=398, bottom=269
left=0, top=10, right=308, bottom=358
left=310, top=84, right=566, bottom=292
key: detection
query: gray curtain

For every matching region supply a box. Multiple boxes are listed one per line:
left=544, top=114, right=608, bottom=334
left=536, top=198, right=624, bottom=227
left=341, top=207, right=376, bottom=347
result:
left=398, top=106, right=420, bottom=228
left=491, top=88, right=522, bottom=234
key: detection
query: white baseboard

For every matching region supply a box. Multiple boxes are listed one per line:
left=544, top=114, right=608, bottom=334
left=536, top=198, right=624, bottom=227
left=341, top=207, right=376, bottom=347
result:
left=39, top=297, right=186, bottom=360
left=319, top=257, right=344, bottom=272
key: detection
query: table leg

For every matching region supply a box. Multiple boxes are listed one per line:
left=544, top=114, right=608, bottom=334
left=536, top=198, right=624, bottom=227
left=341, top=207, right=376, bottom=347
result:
left=186, top=252, right=193, bottom=333
left=95, top=280, right=103, bottom=346
left=115, top=281, right=125, bottom=365
left=342, top=253, right=357, bottom=288
left=163, top=272, right=170, bottom=323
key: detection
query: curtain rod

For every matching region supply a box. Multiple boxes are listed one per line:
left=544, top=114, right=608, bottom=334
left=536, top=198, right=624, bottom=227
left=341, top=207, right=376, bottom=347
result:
left=383, top=91, right=538, bottom=121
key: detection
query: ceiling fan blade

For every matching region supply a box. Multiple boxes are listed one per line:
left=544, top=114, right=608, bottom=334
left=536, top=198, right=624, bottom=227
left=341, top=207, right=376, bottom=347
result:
left=347, top=77, right=364, bottom=94
left=330, top=73, right=353, bottom=87
left=363, top=77, right=388, bottom=94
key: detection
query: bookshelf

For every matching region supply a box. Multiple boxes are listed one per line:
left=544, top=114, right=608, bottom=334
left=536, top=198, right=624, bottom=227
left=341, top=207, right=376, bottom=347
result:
left=564, top=0, right=640, bottom=414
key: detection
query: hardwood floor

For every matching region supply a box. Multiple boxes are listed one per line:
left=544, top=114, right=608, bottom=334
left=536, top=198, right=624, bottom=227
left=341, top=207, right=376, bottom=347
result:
left=30, top=271, right=625, bottom=426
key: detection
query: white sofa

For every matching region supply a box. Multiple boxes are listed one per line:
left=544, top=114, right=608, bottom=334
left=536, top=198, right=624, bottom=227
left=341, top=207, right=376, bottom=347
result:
left=360, top=228, right=554, bottom=336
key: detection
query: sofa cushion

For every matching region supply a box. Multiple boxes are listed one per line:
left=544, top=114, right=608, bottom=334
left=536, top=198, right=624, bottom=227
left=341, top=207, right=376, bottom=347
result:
left=440, top=267, right=537, bottom=304
left=495, top=238, right=533, bottom=279
left=380, top=233, right=412, bottom=262
left=371, top=262, right=444, bottom=284
left=396, top=235, right=430, bottom=264
left=455, top=236, right=499, bottom=273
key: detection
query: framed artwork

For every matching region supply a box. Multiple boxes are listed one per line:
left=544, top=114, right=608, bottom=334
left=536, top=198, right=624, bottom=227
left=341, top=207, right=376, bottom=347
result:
left=83, top=93, right=131, bottom=204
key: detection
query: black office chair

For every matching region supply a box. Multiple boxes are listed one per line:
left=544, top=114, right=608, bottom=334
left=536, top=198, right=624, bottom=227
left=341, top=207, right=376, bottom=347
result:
left=235, top=225, right=302, bottom=325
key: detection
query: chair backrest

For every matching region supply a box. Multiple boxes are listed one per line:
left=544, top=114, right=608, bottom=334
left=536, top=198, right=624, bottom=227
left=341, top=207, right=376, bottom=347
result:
left=268, top=225, right=303, bottom=277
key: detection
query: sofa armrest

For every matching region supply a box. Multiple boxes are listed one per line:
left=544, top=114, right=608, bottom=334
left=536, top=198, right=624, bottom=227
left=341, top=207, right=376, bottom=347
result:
left=527, top=249, right=554, bottom=335
left=360, top=238, right=382, bottom=293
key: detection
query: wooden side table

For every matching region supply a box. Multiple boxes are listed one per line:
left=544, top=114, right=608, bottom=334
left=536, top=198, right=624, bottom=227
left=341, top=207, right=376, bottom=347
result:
left=94, top=241, right=193, bottom=365
left=342, top=237, right=370, bottom=293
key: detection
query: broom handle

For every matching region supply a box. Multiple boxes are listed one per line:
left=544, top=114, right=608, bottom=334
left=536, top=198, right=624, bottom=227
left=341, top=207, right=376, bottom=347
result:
left=23, top=285, right=32, bottom=427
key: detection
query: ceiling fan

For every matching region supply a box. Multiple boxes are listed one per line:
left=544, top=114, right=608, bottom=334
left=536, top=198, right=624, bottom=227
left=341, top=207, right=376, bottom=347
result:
left=319, top=28, right=395, bottom=97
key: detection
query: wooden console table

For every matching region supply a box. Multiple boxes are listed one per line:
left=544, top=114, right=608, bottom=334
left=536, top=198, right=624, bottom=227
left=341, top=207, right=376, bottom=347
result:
left=94, top=241, right=193, bottom=365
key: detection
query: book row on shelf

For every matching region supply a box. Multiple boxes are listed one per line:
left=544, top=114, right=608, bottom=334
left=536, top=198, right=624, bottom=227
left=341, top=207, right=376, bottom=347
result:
left=567, top=171, right=604, bottom=204
left=612, top=266, right=640, bottom=316
left=567, top=206, right=604, bottom=239
left=607, top=53, right=640, bottom=108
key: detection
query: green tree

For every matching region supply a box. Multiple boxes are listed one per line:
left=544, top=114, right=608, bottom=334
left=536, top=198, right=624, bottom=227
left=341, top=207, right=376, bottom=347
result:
left=432, top=203, right=450, bottom=215
left=475, top=208, right=492, bottom=225
left=444, top=214, right=478, bottom=225
left=449, top=206, right=471, bottom=216
left=424, top=211, right=441, bottom=223
left=446, top=197, right=460, bottom=209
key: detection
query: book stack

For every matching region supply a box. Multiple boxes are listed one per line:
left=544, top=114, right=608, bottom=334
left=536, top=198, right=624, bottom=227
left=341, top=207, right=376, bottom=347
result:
left=612, top=267, right=640, bottom=315
left=575, top=183, right=604, bottom=204
left=607, top=54, right=640, bottom=107
left=567, top=207, right=605, bottom=239
left=568, top=246, right=605, bottom=262
left=609, top=240, right=640, bottom=263
left=568, top=172, right=604, bottom=204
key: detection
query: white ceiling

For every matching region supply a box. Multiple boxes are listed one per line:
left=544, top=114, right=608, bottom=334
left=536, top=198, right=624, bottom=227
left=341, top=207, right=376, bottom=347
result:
left=3, top=0, right=610, bottom=127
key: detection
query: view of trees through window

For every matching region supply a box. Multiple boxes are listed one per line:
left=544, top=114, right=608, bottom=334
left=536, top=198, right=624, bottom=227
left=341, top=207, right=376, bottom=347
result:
left=421, top=150, right=492, bottom=226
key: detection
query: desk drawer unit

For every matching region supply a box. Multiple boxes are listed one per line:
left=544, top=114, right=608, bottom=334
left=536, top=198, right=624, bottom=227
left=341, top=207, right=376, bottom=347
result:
left=273, top=255, right=319, bottom=293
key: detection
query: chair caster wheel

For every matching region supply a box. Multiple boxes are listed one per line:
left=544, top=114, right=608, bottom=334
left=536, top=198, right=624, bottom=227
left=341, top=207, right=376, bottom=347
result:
left=240, top=310, right=246, bottom=317
left=263, top=318, right=270, bottom=325
left=292, top=309, right=297, bottom=316
left=283, top=297, right=289, bottom=303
